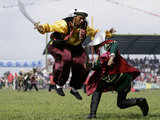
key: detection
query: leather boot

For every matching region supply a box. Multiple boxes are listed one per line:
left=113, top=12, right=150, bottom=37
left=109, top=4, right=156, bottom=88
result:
left=137, top=98, right=149, bottom=116
left=118, top=97, right=149, bottom=116
left=55, top=86, right=65, bottom=96
left=70, top=89, right=82, bottom=100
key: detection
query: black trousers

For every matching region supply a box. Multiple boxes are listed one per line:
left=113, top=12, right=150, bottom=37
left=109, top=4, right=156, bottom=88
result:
left=89, top=87, right=139, bottom=115
left=48, top=84, right=55, bottom=92
left=24, top=82, right=29, bottom=91
left=30, top=83, right=38, bottom=91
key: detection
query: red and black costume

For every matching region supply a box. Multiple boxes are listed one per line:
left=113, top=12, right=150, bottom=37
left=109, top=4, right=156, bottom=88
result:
left=37, top=11, right=97, bottom=99
left=85, top=35, right=149, bottom=119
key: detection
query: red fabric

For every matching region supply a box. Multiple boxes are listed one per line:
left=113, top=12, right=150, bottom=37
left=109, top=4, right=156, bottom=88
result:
left=64, top=30, right=74, bottom=41
left=101, top=39, right=115, bottom=46
left=8, top=73, right=14, bottom=83
left=131, top=88, right=136, bottom=92
left=85, top=71, right=102, bottom=95
left=47, top=43, right=87, bottom=88
left=85, top=55, right=140, bottom=96
left=109, top=55, right=140, bottom=80
left=15, top=73, right=18, bottom=79
left=30, top=75, right=37, bottom=84
left=85, top=39, right=140, bottom=96
left=50, top=75, right=55, bottom=85
left=101, top=39, right=140, bottom=79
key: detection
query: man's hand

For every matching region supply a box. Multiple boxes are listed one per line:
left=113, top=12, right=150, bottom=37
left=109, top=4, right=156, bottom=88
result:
left=109, top=28, right=116, bottom=34
left=79, top=29, right=86, bottom=40
left=34, top=22, right=40, bottom=29
left=108, top=55, right=115, bottom=66
left=34, top=22, right=45, bottom=34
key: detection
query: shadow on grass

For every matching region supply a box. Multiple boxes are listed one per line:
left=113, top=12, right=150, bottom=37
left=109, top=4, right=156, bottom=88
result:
left=97, top=113, right=143, bottom=119
left=149, top=113, right=160, bottom=118
left=96, top=113, right=160, bottom=120
left=63, top=112, right=160, bottom=120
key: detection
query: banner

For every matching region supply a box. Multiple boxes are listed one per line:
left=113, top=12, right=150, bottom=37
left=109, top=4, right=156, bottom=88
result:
left=0, top=60, right=43, bottom=67
left=133, top=81, right=160, bottom=90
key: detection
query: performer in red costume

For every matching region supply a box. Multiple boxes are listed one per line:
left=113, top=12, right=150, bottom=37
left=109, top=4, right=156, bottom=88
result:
left=85, top=29, right=149, bottom=119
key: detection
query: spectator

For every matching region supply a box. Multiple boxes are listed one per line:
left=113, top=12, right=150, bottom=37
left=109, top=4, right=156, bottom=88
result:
left=48, top=73, right=56, bottom=92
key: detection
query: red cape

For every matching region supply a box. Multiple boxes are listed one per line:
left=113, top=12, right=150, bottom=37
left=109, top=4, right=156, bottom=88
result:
left=85, top=40, right=140, bottom=96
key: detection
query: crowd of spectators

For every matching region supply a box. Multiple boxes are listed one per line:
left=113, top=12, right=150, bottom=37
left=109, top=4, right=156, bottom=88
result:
left=125, top=55, right=160, bottom=84
left=0, top=67, right=50, bottom=90
left=1, top=56, right=160, bottom=90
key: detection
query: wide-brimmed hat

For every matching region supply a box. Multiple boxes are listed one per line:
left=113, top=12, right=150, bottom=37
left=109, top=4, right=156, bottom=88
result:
left=89, top=30, right=106, bottom=46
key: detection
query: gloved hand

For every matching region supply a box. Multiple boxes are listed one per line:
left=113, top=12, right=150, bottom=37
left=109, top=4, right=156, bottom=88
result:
left=108, top=55, right=115, bottom=66
left=34, top=22, right=45, bottom=34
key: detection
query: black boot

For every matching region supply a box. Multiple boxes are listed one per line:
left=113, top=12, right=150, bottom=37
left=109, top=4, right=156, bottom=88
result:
left=117, top=97, right=149, bottom=116
left=118, top=91, right=149, bottom=116
left=70, top=89, right=82, bottom=100
left=117, top=98, right=137, bottom=108
left=87, top=91, right=102, bottom=119
left=137, top=98, right=149, bottom=116
left=87, top=113, right=96, bottom=119
left=55, top=86, right=65, bottom=96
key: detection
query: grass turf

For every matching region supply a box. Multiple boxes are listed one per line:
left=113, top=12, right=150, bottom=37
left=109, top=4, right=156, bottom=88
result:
left=0, top=89, right=160, bottom=120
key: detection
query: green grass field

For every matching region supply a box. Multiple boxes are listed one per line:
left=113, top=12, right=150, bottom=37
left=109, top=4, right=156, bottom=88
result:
left=0, top=89, right=160, bottom=120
